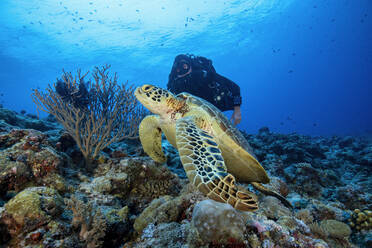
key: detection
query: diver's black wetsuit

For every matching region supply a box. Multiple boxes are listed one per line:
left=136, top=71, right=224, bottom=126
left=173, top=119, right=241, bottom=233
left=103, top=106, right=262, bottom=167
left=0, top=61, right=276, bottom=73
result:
left=167, top=55, right=242, bottom=112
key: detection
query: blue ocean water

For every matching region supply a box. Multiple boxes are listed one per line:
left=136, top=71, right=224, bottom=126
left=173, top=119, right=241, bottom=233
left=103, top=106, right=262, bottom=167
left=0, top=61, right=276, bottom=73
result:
left=0, top=0, right=370, bottom=137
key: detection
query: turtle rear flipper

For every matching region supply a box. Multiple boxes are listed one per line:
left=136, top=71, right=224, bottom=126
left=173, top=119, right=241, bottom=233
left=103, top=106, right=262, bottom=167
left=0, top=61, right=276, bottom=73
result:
left=139, top=115, right=167, bottom=163
left=251, top=182, right=293, bottom=209
left=176, top=116, right=258, bottom=211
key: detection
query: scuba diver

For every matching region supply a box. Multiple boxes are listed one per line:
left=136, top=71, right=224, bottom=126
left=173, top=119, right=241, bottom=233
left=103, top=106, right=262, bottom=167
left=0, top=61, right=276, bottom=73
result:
left=167, top=54, right=242, bottom=125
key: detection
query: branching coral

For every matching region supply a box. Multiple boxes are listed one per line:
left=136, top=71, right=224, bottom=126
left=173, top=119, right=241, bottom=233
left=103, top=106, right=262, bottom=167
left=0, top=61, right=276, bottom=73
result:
left=32, top=65, right=146, bottom=167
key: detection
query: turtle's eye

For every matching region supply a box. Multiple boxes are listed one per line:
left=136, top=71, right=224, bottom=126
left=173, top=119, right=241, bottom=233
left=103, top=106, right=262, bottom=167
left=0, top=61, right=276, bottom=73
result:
left=142, top=85, right=152, bottom=92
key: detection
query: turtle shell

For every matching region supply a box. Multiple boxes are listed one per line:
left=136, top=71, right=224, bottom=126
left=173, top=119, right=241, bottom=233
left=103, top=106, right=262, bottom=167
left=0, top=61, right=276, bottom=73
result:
left=178, top=92, right=269, bottom=183
left=180, top=93, right=257, bottom=156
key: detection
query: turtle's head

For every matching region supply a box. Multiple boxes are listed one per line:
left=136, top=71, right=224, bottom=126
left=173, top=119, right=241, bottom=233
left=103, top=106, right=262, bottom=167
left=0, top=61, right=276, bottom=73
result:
left=135, top=84, right=181, bottom=115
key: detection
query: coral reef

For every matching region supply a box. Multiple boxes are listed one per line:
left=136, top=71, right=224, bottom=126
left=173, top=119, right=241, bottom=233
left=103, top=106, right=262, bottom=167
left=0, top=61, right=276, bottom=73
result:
left=90, top=156, right=182, bottom=214
left=133, top=196, right=179, bottom=234
left=133, top=184, right=205, bottom=234
left=259, top=196, right=292, bottom=220
left=0, top=110, right=370, bottom=247
left=0, top=107, right=58, bottom=132
left=65, top=196, right=108, bottom=248
left=134, top=222, right=193, bottom=248
left=1, top=187, right=64, bottom=236
left=283, top=162, right=325, bottom=197
left=309, top=220, right=354, bottom=248
left=0, top=129, right=68, bottom=197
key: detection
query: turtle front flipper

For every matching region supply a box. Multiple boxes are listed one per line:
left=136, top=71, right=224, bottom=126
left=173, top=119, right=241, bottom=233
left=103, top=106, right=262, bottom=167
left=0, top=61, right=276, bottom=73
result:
left=139, top=115, right=166, bottom=163
left=251, top=182, right=293, bottom=209
left=176, top=116, right=258, bottom=211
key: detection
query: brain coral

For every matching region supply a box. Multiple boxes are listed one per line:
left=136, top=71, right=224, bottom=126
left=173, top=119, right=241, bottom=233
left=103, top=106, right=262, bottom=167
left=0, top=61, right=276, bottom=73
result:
left=320, top=219, right=352, bottom=239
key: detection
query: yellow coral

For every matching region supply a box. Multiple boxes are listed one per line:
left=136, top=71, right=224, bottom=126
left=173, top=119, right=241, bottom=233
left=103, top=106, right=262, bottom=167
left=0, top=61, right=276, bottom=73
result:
left=348, top=209, right=372, bottom=232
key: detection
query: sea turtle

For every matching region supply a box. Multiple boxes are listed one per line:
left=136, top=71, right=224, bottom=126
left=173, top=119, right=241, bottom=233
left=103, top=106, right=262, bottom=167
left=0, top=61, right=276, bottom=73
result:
left=134, top=84, right=292, bottom=211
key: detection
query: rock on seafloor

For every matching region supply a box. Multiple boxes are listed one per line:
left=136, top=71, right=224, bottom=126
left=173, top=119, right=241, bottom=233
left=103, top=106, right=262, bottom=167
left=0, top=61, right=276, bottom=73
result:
left=191, top=199, right=246, bottom=243
left=0, top=109, right=370, bottom=247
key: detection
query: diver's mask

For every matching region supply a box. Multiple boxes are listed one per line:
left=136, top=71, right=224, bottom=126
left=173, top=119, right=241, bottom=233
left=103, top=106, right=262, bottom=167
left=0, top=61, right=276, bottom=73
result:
left=176, top=60, right=192, bottom=77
